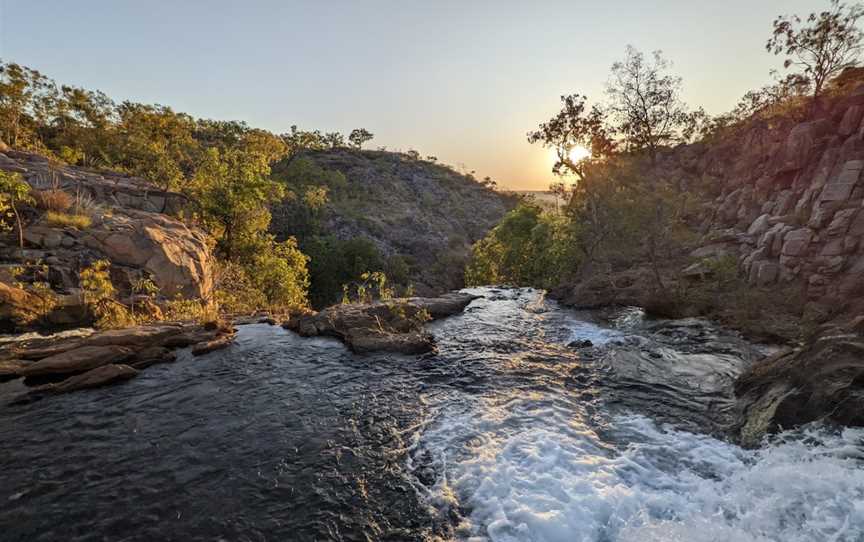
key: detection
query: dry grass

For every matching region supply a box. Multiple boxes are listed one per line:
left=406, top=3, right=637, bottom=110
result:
left=44, top=211, right=92, bottom=229
left=33, top=188, right=73, bottom=212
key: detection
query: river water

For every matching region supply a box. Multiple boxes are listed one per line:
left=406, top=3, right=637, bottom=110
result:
left=1, top=288, right=863, bottom=541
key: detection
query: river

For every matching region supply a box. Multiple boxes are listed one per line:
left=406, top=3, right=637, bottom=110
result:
left=1, top=288, right=863, bottom=541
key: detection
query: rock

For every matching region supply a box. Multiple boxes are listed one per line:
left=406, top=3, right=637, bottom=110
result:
left=83, top=324, right=184, bottom=348
left=36, top=364, right=139, bottom=394
left=191, top=333, right=235, bottom=356
left=0, top=359, right=25, bottom=381
left=17, top=345, right=134, bottom=377
left=734, top=329, right=864, bottom=446
left=129, top=346, right=176, bottom=370
left=81, top=211, right=214, bottom=299
left=284, top=292, right=477, bottom=353
left=781, top=228, right=814, bottom=257
left=568, top=339, right=594, bottom=348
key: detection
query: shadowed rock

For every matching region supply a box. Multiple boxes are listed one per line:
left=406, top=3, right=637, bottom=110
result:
left=128, top=346, right=177, bottom=370
left=734, top=317, right=864, bottom=446
left=35, top=364, right=139, bottom=394
left=16, top=345, right=134, bottom=377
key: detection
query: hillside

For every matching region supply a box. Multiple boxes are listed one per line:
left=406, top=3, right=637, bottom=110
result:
left=270, top=149, right=515, bottom=300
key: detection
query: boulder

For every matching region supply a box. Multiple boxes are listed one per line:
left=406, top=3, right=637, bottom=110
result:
left=129, top=346, right=177, bottom=370
left=17, top=345, right=133, bottom=377
left=734, top=324, right=864, bottom=446
left=36, top=364, right=139, bottom=394
left=191, top=333, right=235, bottom=356
left=83, top=324, right=184, bottom=348
left=81, top=211, right=214, bottom=299
left=284, top=292, right=477, bottom=353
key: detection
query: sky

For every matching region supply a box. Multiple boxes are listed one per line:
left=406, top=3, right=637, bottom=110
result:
left=0, top=0, right=818, bottom=190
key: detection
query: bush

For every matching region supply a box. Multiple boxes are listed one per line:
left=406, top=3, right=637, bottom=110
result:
left=33, top=188, right=73, bottom=212
left=45, top=210, right=92, bottom=229
left=79, top=260, right=135, bottom=328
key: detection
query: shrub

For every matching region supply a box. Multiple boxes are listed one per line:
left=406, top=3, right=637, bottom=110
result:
left=79, top=260, right=135, bottom=328
left=163, top=296, right=218, bottom=323
left=33, top=188, right=73, bottom=212
left=45, top=210, right=92, bottom=229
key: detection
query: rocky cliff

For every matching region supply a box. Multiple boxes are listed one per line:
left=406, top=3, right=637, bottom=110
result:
left=0, top=148, right=215, bottom=327
left=661, top=82, right=864, bottom=320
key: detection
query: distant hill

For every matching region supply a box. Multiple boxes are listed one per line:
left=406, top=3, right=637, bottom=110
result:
left=270, top=149, right=516, bottom=297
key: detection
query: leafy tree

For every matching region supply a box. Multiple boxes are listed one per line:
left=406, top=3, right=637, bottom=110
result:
left=281, top=125, right=328, bottom=157
left=0, top=170, right=33, bottom=248
left=606, top=46, right=689, bottom=165
left=767, top=0, right=864, bottom=103
left=0, top=61, right=56, bottom=148
left=466, top=203, right=574, bottom=288
left=528, top=94, right=615, bottom=179
left=324, top=131, right=345, bottom=148
left=245, top=235, right=310, bottom=310
left=348, top=128, right=374, bottom=149
left=192, top=147, right=284, bottom=260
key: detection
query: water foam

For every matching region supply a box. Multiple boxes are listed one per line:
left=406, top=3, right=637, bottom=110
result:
left=414, top=401, right=864, bottom=542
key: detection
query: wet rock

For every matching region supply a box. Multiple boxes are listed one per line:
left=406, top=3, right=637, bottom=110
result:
left=568, top=339, right=594, bottom=349
left=129, top=346, right=176, bottom=370
left=83, top=324, right=185, bottom=348
left=191, top=333, right=235, bottom=356
left=284, top=292, right=477, bottom=353
left=17, top=345, right=134, bottom=377
left=35, top=364, right=139, bottom=394
left=734, top=322, right=864, bottom=446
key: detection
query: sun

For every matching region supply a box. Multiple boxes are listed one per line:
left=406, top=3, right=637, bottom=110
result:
left=568, top=145, right=591, bottom=163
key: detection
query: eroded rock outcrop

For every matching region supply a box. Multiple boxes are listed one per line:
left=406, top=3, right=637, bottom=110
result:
left=0, top=148, right=215, bottom=311
left=283, top=292, right=478, bottom=353
left=734, top=317, right=864, bottom=446
left=2, top=322, right=236, bottom=396
left=660, top=79, right=864, bottom=318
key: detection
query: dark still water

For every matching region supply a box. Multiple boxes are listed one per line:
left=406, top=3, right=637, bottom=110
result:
left=1, top=288, right=863, bottom=541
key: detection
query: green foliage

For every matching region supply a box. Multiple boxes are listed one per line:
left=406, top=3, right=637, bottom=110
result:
left=79, top=259, right=135, bottom=329
left=0, top=170, right=33, bottom=248
left=245, top=236, right=310, bottom=311
left=192, top=146, right=284, bottom=259
left=767, top=0, right=864, bottom=101
left=304, top=236, right=389, bottom=307
left=466, top=203, right=577, bottom=288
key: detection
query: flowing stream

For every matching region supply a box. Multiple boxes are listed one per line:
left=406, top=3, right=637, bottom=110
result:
left=1, top=287, right=863, bottom=541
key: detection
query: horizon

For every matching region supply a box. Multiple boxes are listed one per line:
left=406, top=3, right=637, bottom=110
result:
left=1, top=0, right=815, bottom=189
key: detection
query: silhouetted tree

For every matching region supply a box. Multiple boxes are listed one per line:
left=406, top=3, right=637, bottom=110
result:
left=348, top=128, right=374, bottom=149
left=767, top=0, right=864, bottom=104
left=605, top=46, right=689, bottom=165
left=527, top=94, right=615, bottom=180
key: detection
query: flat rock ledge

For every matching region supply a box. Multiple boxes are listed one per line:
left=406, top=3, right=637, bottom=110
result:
left=0, top=322, right=236, bottom=395
left=283, top=292, right=478, bottom=354
left=733, top=316, right=864, bottom=447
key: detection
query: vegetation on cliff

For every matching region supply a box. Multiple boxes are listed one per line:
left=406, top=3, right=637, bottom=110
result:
left=468, top=0, right=864, bottom=341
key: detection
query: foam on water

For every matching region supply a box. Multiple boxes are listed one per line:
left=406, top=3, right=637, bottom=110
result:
left=413, top=401, right=864, bottom=542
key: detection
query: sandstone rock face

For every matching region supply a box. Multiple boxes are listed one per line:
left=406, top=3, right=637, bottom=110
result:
left=0, top=148, right=215, bottom=302
left=661, top=85, right=864, bottom=313
left=284, top=292, right=478, bottom=353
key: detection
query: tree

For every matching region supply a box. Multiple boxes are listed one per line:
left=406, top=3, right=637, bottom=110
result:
left=767, top=0, right=864, bottom=104
left=192, top=147, right=285, bottom=260
left=0, top=171, right=33, bottom=248
left=605, top=46, right=689, bottom=165
left=348, top=128, right=374, bottom=149
left=324, top=131, right=345, bottom=148
left=528, top=94, right=615, bottom=180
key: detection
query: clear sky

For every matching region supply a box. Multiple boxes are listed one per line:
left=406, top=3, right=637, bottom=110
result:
left=0, top=0, right=817, bottom=190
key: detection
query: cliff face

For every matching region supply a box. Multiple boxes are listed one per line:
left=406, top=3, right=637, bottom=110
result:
left=0, top=149, right=215, bottom=306
left=272, top=149, right=516, bottom=295
left=661, top=83, right=864, bottom=318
